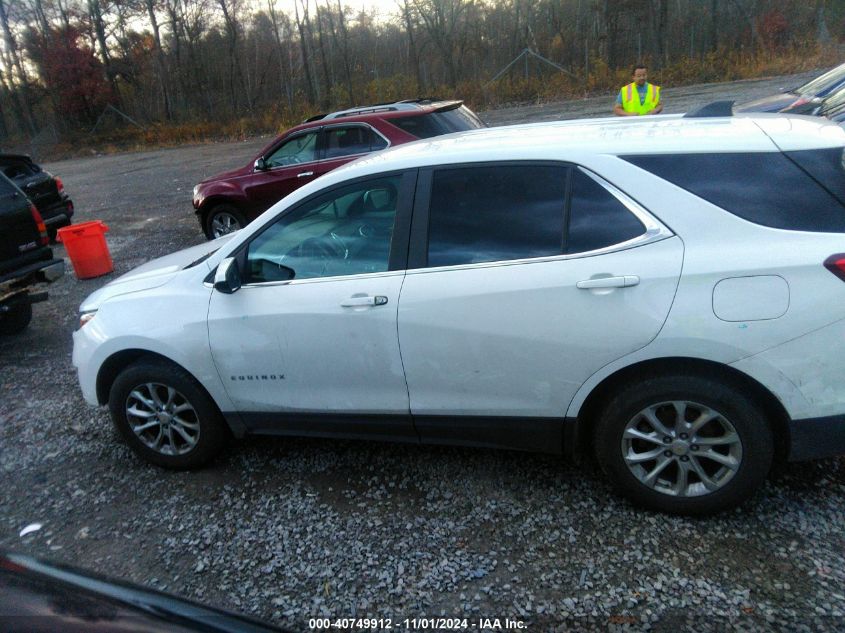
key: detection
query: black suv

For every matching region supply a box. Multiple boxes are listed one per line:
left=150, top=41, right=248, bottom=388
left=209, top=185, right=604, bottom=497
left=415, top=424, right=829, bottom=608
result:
left=0, top=154, right=73, bottom=242
left=0, top=173, right=64, bottom=334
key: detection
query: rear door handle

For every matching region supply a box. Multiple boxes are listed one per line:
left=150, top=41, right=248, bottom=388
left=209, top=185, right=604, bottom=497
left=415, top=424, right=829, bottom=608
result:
left=297, top=171, right=315, bottom=178
left=576, top=275, right=640, bottom=289
left=341, top=295, right=388, bottom=307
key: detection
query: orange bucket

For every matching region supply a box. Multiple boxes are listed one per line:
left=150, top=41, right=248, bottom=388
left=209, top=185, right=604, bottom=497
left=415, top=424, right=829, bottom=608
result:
left=57, top=221, right=114, bottom=279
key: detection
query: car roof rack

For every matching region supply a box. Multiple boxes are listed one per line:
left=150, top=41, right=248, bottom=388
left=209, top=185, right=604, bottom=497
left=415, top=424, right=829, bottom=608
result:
left=301, top=98, right=462, bottom=123
left=684, top=101, right=735, bottom=118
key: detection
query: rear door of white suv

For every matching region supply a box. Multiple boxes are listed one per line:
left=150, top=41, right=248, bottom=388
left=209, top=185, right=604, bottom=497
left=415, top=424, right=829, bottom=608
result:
left=397, top=162, right=684, bottom=449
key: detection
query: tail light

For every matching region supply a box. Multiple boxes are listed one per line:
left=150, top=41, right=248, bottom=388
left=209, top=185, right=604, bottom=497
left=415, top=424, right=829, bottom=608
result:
left=55, top=177, right=64, bottom=194
left=30, top=204, right=48, bottom=246
left=824, top=254, right=845, bottom=282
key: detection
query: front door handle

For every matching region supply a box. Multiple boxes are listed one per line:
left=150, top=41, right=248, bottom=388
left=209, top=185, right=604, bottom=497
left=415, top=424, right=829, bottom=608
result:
left=576, top=275, right=640, bottom=289
left=297, top=171, right=315, bottom=178
left=341, top=295, right=388, bottom=308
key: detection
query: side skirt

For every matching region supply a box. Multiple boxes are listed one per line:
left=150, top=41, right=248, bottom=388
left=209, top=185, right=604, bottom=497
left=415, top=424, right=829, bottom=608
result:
left=225, top=412, right=574, bottom=455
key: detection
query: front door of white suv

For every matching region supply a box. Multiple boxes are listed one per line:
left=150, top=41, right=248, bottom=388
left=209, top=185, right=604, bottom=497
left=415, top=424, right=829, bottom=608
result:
left=397, top=164, right=683, bottom=447
left=207, top=173, right=414, bottom=437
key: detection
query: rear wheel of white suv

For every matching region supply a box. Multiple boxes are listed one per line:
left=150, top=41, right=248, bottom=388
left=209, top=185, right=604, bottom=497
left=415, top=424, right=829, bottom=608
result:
left=109, top=359, right=227, bottom=469
left=594, top=375, right=774, bottom=515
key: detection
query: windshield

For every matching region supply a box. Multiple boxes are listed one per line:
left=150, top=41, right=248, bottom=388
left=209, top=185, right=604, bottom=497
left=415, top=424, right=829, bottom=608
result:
left=796, top=62, right=845, bottom=98
left=821, top=85, right=845, bottom=117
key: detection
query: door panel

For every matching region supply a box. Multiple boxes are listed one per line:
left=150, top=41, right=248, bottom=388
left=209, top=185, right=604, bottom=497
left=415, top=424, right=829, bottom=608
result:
left=207, top=172, right=414, bottom=425
left=243, top=132, right=321, bottom=211
left=397, top=237, right=684, bottom=418
left=208, top=273, right=409, bottom=414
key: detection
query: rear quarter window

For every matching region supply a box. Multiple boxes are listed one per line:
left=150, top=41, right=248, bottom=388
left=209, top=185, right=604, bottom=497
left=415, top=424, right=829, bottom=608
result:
left=623, top=152, right=845, bottom=233
left=390, top=106, right=484, bottom=139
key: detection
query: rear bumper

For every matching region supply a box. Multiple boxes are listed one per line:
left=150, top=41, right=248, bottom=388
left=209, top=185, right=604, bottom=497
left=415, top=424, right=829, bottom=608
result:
left=788, top=415, right=845, bottom=461
left=37, top=258, right=65, bottom=282
left=0, top=257, right=64, bottom=286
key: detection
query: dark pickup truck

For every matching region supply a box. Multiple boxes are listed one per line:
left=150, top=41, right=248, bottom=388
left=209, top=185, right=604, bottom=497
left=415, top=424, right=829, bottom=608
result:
left=0, top=153, right=73, bottom=242
left=0, top=172, right=64, bottom=335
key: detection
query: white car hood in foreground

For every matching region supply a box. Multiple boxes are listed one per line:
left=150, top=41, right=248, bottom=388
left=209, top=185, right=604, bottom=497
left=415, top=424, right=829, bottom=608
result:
left=80, top=235, right=235, bottom=312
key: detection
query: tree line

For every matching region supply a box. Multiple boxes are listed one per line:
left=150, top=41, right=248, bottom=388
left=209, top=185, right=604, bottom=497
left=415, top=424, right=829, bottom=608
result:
left=0, top=0, right=841, bottom=145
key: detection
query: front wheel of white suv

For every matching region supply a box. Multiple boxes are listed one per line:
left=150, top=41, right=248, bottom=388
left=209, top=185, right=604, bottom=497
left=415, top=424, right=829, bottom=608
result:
left=108, top=359, right=228, bottom=469
left=594, top=374, right=774, bottom=516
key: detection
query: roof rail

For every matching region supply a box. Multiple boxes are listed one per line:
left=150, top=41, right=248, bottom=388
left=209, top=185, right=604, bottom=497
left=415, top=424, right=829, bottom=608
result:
left=684, top=101, right=734, bottom=118
left=333, top=106, right=400, bottom=118
left=303, top=113, right=328, bottom=123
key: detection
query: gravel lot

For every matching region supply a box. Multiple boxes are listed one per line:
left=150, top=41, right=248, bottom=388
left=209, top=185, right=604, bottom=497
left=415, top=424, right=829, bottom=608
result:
left=2, top=71, right=845, bottom=632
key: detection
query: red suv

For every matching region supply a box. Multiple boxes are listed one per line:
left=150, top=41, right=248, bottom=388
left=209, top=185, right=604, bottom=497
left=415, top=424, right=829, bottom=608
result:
left=193, top=99, right=485, bottom=239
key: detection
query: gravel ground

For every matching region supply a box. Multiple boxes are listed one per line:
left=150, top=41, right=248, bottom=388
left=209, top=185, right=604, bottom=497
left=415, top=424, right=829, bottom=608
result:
left=2, top=71, right=845, bottom=632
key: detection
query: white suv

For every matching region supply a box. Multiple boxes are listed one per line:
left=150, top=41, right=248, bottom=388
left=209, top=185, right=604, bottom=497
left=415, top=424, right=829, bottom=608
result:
left=73, top=113, right=845, bottom=515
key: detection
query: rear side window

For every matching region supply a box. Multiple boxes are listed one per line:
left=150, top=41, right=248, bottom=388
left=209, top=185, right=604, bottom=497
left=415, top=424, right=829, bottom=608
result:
left=427, top=165, right=566, bottom=267
left=1, top=160, right=38, bottom=181
left=567, top=169, right=645, bottom=253
left=390, top=106, right=484, bottom=140
left=624, top=152, right=845, bottom=232
left=323, top=126, right=388, bottom=159
left=784, top=148, right=845, bottom=207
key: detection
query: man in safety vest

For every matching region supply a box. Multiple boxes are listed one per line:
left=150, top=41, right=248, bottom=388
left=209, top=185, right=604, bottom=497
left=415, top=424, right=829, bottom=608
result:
left=614, top=64, right=663, bottom=116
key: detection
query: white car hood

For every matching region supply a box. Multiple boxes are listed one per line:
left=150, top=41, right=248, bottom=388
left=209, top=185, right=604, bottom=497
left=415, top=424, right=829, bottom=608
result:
left=80, top=235, right=235, bottom=312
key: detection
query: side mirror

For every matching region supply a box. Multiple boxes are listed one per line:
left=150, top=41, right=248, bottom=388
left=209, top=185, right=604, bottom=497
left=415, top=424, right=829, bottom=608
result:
left=214, top=257, right=242, bottom=294
left=254, top=157, right=267, bottom=171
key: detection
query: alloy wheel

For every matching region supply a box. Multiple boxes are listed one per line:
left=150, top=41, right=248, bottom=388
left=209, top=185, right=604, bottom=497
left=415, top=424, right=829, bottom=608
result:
left=621, top=400, right=743, bottom=497
left=125, top=383, right=200, bottom=456
left=211, top=212, right=242, bottom=238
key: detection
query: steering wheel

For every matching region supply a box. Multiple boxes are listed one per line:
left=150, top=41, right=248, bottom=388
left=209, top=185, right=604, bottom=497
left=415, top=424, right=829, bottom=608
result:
left=287, top=235, right=347, bottom=276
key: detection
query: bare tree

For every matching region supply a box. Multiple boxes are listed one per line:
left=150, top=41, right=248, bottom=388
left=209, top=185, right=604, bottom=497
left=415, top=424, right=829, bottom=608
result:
left=145, top=0, right=173, bottom=119
left=411, top=0, right=473, bottom=86
left=0, top=0, right=36, bottom=132
left=294, top=0, right=317, bottom=105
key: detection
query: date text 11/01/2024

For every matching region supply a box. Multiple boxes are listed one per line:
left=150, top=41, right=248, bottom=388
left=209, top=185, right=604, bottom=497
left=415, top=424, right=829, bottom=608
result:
left=308, top=617, right=527, bottom=630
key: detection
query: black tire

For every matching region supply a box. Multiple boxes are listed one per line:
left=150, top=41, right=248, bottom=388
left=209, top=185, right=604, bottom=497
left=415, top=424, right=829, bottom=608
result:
left=108, top=359, right=228, bottom=469
left=204, top=204, right=246, bottom=240
left=0, top=300, right=33, bottom=335
left=593, top=374, right=773, bottom=516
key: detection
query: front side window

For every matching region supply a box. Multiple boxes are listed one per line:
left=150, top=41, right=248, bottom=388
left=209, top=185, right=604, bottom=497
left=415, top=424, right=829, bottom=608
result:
left=265, top=132, right=319, bottom=168
left=624, top=152, right=845, bottom=233
left=246, top=175, right=401, bottom=283
left=426, top=164, right=567, bottom=267
left=324, top=126, right=388, bottom=159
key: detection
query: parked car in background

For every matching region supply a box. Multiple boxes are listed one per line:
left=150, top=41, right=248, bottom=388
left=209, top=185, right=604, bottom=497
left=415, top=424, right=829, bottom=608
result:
left=76, top=111, right=845, bottom=516
left=192, top=99, right=485, bottom=239
left=0, top=154, right=73, bottom=243
left=0, top=551, right=288, bottom=632
left=803, top=83, right=845, bottom=125
left=734, top=62, right=845, bottom=114
left=0, top=173, right=64, bottom=335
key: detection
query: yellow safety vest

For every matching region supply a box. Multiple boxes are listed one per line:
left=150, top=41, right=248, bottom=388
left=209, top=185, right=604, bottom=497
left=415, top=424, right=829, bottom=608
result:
left=620, top=82, right=661, bottom=115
